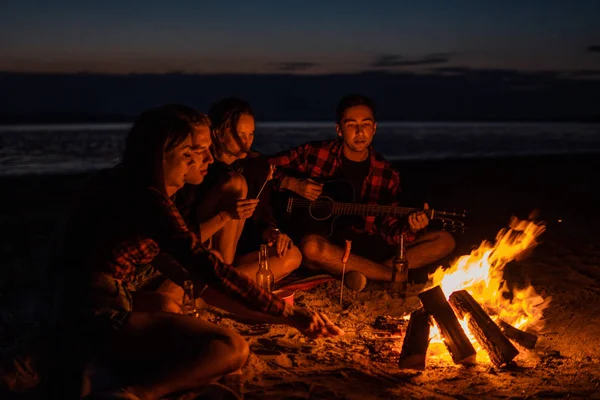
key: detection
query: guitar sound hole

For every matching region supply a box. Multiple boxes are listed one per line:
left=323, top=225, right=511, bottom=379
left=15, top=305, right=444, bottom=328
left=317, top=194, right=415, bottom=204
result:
left=309, top=197, right=334, bottom=220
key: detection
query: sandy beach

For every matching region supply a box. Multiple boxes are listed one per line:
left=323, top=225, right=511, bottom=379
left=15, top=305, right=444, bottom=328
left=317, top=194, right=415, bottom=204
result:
left=2, top=153, right=600, bottom=399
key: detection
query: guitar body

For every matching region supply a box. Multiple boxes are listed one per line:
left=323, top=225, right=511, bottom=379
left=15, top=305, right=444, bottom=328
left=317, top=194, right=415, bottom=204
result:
left=275, top=180, right=362, bottom=239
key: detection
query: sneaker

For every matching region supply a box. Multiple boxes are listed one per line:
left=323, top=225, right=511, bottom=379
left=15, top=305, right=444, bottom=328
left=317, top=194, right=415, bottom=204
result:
left=343, top=271, right=368, bottom=292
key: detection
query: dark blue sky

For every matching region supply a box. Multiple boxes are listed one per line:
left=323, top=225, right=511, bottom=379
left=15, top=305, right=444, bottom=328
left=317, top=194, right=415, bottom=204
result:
left=2, top=0, right=599, bottom=74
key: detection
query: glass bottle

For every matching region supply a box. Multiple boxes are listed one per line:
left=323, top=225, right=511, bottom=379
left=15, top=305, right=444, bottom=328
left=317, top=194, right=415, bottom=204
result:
left=182, top=279, right=200, bottom=317
left=256, top=244, right=274, bottom=292
left=389, top=235, right=409, bottom=299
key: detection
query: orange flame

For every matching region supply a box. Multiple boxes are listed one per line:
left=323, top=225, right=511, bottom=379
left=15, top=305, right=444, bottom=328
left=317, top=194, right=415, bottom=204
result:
left=429, top=216, right=549, bottom=331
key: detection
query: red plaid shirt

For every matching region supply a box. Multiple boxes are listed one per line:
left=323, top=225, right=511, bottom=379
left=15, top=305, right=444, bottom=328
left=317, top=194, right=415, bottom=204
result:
left=268, top=139, right=414, bottom=244
left=67, top=168, right=287, bottom=317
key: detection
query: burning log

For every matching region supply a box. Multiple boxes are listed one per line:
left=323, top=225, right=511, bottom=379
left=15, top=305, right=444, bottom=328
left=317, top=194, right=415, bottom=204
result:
left=497, top=319, right=538, bottom=349
left=418, top=286, right=476, bottom=365
left=449, top=290, right=519, bottom=367
left=398, top=307, right=431, bottom=370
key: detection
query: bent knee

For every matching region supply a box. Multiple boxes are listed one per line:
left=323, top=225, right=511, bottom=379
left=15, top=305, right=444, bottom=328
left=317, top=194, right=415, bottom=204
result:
left=219, top=331, right=249, bottom=372
left=283, top=245, right=303, bottom=271
left=222, top=172, right=248, bottom=195
left=300, top=234, right=327, bottom=261
left=158, top=295, right=183, bottom=314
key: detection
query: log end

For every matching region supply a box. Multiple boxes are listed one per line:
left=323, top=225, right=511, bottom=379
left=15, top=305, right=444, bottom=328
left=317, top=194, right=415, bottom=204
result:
left=455, top=354, right=477, bottom=366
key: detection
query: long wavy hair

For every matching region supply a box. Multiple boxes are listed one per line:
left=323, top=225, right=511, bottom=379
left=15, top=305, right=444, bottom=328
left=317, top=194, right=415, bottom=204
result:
left=208, top=97, right=254, bottom=159
left=122, top=105, right=207, bottom=194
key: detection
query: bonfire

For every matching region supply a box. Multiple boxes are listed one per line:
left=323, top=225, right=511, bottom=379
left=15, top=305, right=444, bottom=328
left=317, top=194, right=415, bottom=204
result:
left=399, top=216, right=550, bottom=369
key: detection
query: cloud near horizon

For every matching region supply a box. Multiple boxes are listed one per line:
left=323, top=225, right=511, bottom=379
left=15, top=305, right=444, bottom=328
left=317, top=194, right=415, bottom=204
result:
left=268, top=61, right=320, bottom=72
left=428, top=66, right=600, bottom=80
left=587, top=45, right=600, bottom=52
left=371, top=53, right=452, bottom=68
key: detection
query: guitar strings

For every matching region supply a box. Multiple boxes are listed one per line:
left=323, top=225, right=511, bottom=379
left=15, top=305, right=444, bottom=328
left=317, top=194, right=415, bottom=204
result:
left=289, top=200, right=464, bottom=218
left=289, top=200, right=417, bottom=215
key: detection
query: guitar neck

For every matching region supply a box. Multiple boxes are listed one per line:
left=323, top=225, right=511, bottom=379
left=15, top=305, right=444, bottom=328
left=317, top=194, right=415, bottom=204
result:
left=331, top=202, right=427, bottom=218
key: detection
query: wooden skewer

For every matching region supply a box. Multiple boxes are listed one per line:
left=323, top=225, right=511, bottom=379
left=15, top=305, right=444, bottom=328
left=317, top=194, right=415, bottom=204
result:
left=340, top=240, right=352, bottom=306
left=255, top=164, right=276, bottom=199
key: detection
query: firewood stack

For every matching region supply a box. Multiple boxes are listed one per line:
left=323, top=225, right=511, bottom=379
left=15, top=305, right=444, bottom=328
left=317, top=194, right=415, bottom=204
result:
left=398, top=285, right=538, bottom=370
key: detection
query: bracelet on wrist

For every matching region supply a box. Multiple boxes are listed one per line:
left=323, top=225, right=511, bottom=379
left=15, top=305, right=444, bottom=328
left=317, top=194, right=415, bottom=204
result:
left=268, top=228, right=281, bottom=241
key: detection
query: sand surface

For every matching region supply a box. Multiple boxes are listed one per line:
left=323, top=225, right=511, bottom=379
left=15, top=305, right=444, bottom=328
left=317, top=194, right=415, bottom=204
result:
left=2, top=154, right=600, bottom=399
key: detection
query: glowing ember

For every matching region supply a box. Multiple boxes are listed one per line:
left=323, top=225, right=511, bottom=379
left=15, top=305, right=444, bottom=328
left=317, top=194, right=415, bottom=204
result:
left=425, top=216, right=550, bottom=360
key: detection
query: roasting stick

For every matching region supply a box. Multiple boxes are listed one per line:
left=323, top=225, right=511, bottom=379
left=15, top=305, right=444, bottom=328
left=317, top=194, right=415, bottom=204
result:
left=340, top=240, right=352, bottom=306
left=255, top=164, right=276, bottom=199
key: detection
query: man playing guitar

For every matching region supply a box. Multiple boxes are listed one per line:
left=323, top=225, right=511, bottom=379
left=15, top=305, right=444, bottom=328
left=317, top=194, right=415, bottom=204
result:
left=269, top=94, right=456, bottom=290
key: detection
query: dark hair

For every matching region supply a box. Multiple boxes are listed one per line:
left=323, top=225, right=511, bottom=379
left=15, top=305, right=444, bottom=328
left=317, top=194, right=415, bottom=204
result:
left=122, top=106, right=195, bottom=194
left=209, top=97, right=254, bottom=158
left=336, top=94, right=376, bottom=125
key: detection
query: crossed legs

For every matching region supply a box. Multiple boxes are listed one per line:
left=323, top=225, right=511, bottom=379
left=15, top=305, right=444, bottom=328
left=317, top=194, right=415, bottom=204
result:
left=300, top=230, right=456, bottom=282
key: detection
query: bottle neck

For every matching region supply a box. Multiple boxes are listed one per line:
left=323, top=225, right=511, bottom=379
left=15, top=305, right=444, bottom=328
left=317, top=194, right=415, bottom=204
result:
left=397, top=236, right=406, bottom=259
left=258, top=245, right=270, bottom=270
left=183, top=280, right=195, bottom=306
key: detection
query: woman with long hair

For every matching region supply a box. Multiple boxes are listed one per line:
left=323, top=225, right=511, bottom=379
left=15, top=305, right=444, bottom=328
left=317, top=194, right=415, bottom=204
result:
left=176, top=97, right=302, bottom=285
left=49, top=105, right=342, bottom=399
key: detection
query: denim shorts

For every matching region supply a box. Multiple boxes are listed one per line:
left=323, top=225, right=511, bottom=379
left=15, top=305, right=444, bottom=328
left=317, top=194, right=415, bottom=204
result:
left=89, top=264, right=162, bottom=332
left=88, top=272, right=134, bottom=332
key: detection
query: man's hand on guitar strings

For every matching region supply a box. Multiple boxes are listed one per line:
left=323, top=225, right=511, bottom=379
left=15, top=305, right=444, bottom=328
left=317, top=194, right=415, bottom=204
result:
left=408, top=202, right=431, bottom=233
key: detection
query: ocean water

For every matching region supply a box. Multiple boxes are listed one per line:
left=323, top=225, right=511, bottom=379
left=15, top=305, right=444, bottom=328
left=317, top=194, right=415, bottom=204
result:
left=0, top=122, right=599, bottom=176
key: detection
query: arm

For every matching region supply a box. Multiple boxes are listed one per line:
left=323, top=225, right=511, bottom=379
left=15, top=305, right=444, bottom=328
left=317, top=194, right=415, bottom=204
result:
left=268, top=143, right=308, bottom=191
left=269, top=144, right=325, bottom=201
left=198, top=211, right=232, bottom=242
left=150, top=253, right=342, bottom=338
left=241, top=155, right=278, bottom=236
left=149, top=253, right=287, bottom=324
left=146, top=188, right=288, bottom=317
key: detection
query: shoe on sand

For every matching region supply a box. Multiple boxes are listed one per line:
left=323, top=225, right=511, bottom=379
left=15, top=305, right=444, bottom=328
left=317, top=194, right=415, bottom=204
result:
left=344, top=271, right=368, bottom=292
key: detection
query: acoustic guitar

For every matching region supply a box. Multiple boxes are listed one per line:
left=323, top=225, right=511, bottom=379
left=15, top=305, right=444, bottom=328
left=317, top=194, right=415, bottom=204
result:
left=276, top=179, right=466, bottom=238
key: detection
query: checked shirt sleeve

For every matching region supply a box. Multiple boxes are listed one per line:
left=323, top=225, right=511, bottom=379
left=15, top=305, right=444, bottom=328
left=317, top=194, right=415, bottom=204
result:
left=147, top=188, right=287, bottom=317
left=268, top=143, right=309, bottom=191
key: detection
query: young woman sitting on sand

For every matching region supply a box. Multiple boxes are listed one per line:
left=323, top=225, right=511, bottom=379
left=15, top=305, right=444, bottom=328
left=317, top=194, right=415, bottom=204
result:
left=173, top=97, right=302, bottom=284
left=49, top=105, right=343, bottom=399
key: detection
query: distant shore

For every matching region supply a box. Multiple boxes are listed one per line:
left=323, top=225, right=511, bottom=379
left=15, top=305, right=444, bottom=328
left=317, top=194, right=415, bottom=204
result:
left=2, top=114, right=600, bottom=125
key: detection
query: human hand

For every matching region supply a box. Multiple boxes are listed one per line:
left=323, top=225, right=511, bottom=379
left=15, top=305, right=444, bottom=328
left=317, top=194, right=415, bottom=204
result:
left=291, top=178, right=323, bottom=201
left=268, top=231, right=293, bottom=257
left=223, top=199, right=259, bottom=220
left=408, top=203, right=430, bottom=233
left=287, top=307, right=345, bottom=339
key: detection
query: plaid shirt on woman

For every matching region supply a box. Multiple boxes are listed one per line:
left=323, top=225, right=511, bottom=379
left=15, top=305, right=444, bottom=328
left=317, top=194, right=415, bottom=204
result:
left=64, top=167, right=287, bottom=317
left=268, top=139, right=414, bottom=244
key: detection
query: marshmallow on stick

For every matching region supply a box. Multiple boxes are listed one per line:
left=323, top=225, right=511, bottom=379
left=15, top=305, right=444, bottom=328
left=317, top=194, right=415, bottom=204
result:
left=340, top=240, right=352, bottom=306
left=256, top=164, right=276, bottom=199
